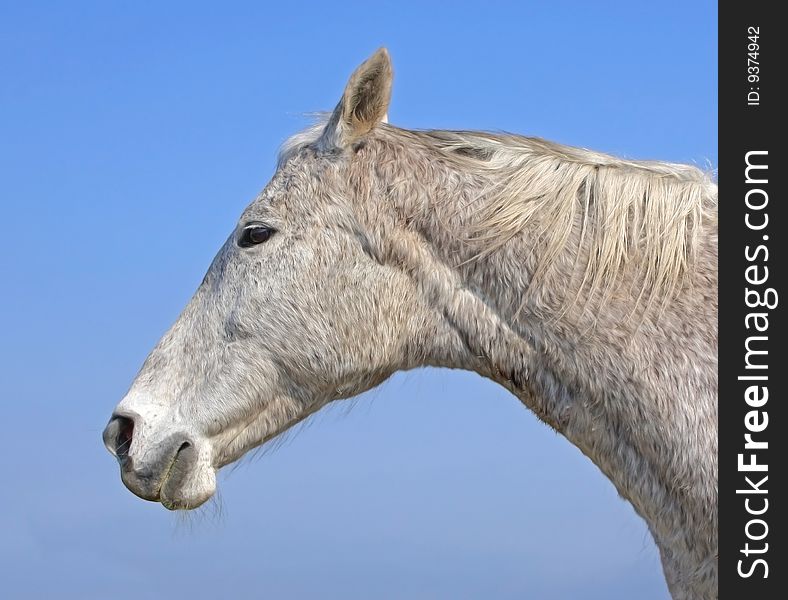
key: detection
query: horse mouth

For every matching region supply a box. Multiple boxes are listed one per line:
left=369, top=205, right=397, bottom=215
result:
left=156, top=441, right=191, bottom=502
left=111, top=431, right=217, bottom=511
left=159, top=441, right=216, bottom=510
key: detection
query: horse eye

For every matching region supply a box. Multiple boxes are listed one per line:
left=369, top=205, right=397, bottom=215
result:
left=238, top=224, right=276, bottom=248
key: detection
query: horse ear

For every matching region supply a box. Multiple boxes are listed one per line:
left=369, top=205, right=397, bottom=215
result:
left=320, top=47, right=392, bottom=149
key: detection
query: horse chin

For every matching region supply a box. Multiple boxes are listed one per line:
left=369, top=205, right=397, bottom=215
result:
left=160, top=486, right=214, bottom=511
left=158, top=441, right=217, bottom=511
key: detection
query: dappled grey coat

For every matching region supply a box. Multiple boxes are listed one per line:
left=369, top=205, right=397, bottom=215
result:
left=104, top=49, right=718, bottom=600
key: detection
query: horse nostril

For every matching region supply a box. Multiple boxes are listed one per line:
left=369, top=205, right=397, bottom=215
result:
left=103, top=415, right=135, bottom=460
left=115, top=417, right=134, bottom=458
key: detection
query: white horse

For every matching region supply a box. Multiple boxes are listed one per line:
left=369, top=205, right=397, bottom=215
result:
left=104, top=49, right=718, bottom=599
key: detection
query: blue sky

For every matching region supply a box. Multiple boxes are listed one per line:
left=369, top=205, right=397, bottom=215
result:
left=0, top=2, right=715, bottom=598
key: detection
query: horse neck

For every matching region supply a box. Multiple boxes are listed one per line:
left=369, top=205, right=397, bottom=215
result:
left=370, top=144, right=718, bottom=597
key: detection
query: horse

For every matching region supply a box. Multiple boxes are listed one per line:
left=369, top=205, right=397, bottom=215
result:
left=103, top=48, right=718, bottom=599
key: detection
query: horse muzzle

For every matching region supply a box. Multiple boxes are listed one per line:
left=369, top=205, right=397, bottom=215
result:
left=103, top=412, right=216, bottom=510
